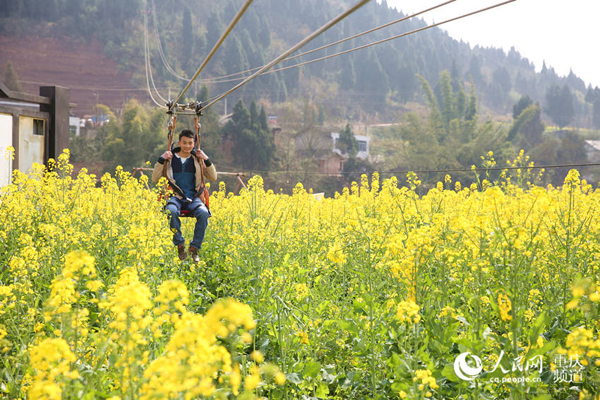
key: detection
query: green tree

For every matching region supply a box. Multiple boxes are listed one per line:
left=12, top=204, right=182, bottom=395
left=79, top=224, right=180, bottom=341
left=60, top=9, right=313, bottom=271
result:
left=206, top=11, right=223, bottom=51
left=317, top=104, right=325, bottom=125
left=258, top=15, right=271, bottom=48
left=396, top=66, right=416, bottom=103
left=545, top=84, right=574, bottom=128
left=465, top=78, right=478, bottom=122
left=584, top=86, right=600, bottom=129
left=355, top=50, right=389, bottom=111
left=339, top=58, right=356, bottom=90
left=225, top=99, right=275, bottom=170
left=101, top=100, right=163, bottom=173
left=4, top=61, right=22, bottom=92
left=337, top=123, right=358, bottom=158
left=512, top=95, right=533, bottom=119
left=508, top=103, right=544, bottom=150
left=224, top=34, right=248, bottom=76
left=181, top=7, right=193, bottom=73
left=554, top=131, right=586, bottom=186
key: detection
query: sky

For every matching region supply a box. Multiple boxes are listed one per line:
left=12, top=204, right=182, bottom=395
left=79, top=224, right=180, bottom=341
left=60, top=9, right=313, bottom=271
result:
left=382, top=0, right=600, bottom=88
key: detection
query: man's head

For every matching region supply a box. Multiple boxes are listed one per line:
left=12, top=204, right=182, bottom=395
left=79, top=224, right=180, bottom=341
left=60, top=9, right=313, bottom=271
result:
left=178, top=129, right=195, bottom=155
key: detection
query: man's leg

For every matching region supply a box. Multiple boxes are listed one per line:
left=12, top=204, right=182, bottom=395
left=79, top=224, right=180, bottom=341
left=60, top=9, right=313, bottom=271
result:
left=166, top=198, right=187, bottom=260
left=187, top=199, right=210, bottom=262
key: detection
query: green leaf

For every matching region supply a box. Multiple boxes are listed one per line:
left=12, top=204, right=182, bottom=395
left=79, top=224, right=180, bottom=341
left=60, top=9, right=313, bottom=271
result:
left=316, top=382, right=329, bottom=397
left=286, top=373, right=302, bottom=385
left=441, top=363, right=460, bottom=383
left=303, top=361, right=321, bottom=379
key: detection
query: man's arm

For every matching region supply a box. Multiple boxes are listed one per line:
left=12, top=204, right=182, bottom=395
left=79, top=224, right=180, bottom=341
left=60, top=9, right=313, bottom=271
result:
left=196, top=150, right=218, bottom=182
left=152, top=151, right=173, bottom=184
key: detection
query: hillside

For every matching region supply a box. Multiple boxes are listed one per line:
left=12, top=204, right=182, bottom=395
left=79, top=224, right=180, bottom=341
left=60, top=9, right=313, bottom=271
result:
left=1, top=0, right=596, bottom=127
left=0, top=35, right=145, bottom=117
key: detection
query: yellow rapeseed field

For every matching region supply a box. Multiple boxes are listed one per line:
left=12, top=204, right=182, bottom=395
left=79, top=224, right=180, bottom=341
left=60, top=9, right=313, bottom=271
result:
left=1, top=149, right=599, bottom=399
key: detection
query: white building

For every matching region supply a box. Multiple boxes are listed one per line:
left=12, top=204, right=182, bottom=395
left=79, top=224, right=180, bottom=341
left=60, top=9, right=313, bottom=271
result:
left=330, top=132, right=370, bottom=160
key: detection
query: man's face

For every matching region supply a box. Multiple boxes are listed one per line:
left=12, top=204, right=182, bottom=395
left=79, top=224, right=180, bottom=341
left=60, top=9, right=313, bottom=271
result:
left=179, top=136, right=195, bottom=153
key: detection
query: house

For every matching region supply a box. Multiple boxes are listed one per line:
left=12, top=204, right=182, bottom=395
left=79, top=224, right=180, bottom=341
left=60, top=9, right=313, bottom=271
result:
left=584, top=140, right=600, bottom=163
left=69, top=115, right=81, bottom=136
left=0, top=82, right=70, bottom=187
left=330, top=132, right=370, bottom=160
left=294, top=129, right=371, bottom=176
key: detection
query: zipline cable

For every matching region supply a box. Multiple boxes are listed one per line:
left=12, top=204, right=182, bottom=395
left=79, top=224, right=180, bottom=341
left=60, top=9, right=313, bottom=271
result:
left=151, top=0, right=190, bottom=82
left=200, top=0, right=371, bottom=112
left=170, top=0, right=254, bottom=110
left=196, top=0, right=456, bottom=84
left=144, top=5, right=168, bottom=109
left=218, top=0, right=517, bottom=84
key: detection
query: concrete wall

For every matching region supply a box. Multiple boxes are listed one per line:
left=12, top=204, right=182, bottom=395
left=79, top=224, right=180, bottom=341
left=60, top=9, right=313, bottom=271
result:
left=18, top=116, right=45, bottom=172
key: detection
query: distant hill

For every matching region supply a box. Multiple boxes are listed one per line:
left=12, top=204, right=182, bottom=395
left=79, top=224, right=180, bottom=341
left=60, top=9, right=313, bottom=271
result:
left=0, top=0, right=594, bottom=126
left=0, top=35, right=145, bottom=116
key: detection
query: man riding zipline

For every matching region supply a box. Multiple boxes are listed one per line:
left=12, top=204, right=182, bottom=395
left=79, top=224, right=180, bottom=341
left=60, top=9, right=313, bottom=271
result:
left=152, top=129, right=217, bottom=263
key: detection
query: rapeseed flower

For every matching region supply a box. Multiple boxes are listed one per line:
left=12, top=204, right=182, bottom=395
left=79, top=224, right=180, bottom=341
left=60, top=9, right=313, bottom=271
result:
left=397, top=300, right=421, bottom=324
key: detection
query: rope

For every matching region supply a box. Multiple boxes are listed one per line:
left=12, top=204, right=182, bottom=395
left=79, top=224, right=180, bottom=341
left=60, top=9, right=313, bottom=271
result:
left=200, top=0, right=371, bottom=112
left=170, top=0, right=255, bottom=109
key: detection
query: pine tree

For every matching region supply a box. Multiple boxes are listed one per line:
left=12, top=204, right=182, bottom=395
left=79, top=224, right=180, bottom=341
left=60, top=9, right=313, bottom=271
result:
left=224, top=34, right=248, bottom=76
left=465, top=78, right=477, bottom=122
left=338, top=123, right=358, bottom=158
left=258, top=15, right=271, bottom=48
left=545, top=84, right=574, bottom=128
left=5, top=61, right=23, bottom=92
left=513, top=95, right=533, bottom=120
left=181, top=8, right=193, bottom=73
left=225, top=99, right=275, bottom=170
left=340, top=58, right=356, bottom=91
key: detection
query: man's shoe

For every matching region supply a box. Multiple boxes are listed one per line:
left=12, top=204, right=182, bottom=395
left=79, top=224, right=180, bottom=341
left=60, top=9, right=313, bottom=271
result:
left=177, top=244, right=188, bottom=261
left=189, top=246, right=200, bottom=263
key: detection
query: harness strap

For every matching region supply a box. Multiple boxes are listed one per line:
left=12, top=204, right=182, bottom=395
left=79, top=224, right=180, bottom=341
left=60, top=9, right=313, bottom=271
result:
left=193, top=109, right=209, bottom=209
left=163, top=114, right=178, bottom=181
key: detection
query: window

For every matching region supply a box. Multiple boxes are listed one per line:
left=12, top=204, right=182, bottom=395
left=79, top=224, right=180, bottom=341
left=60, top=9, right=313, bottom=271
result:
left=358, top=140, right=367, bottom=152
left=33, top=119, right=45, bottom=136
left=333, top=138, right=339, bottom=150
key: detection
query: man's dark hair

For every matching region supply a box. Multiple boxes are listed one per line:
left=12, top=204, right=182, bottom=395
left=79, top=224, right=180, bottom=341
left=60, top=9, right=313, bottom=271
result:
left=179, top=129, right=195, bottom=140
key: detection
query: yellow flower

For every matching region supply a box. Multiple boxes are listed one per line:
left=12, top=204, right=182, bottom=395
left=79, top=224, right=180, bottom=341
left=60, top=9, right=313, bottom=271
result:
left=397, top=300, right=421, bottom=324
left=251, top=350, right=264, bottom=363
left=327, top=242, right=347, bottom=264
left=498, top=293, right=512, bottom=322
left=275, top=372, right=286, bottom=385
left=244, top=373, right=261, bottom=391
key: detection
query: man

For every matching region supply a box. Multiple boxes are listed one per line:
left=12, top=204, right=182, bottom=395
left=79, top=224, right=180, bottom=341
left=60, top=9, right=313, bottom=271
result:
left=152, top=129, right=217, bottom=262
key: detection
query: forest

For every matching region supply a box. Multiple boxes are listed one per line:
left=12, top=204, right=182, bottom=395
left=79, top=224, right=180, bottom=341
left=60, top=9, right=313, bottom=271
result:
left=2, top=0, right=600, bottom=192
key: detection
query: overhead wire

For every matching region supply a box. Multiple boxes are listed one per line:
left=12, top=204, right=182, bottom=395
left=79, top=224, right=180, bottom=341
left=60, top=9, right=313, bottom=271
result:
left=218, top=162, right=600, bottom=177
left=197, top=0, right=457, bottom=85
left=170, top=0, right=255, bottom=109
left=200, top=0, right=371, bottom=112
